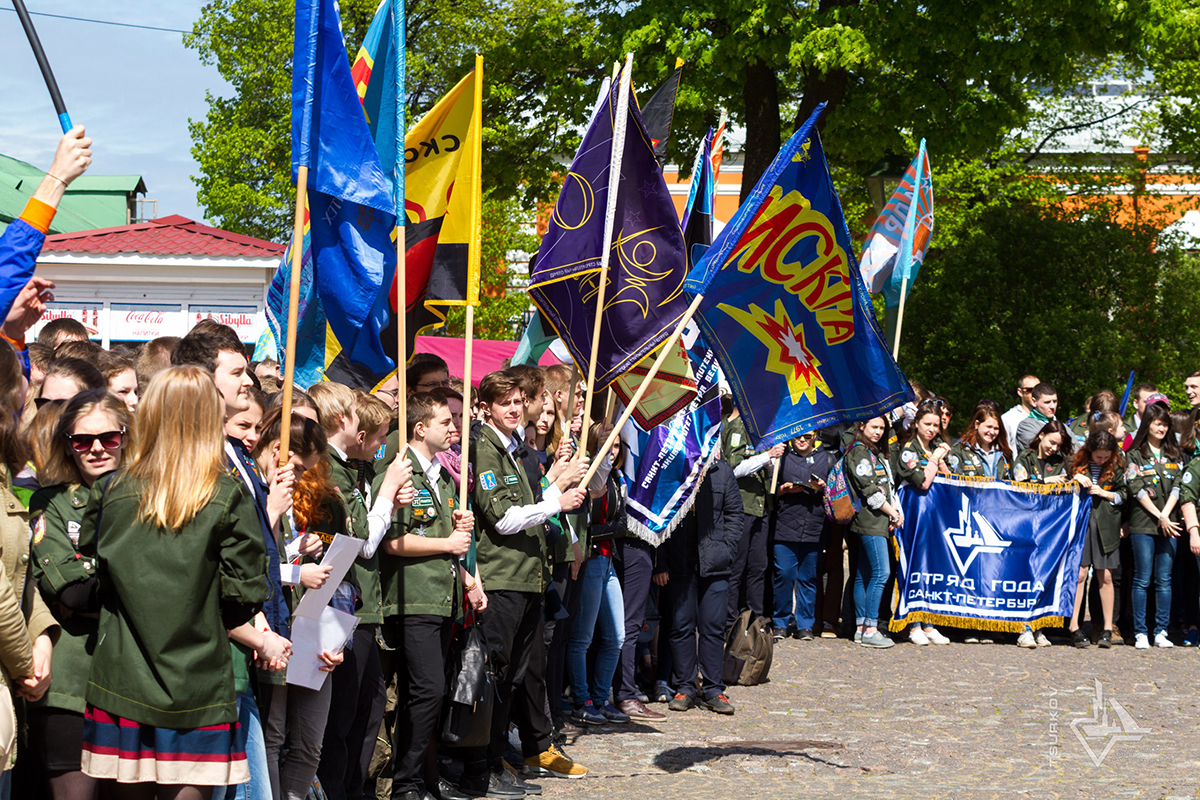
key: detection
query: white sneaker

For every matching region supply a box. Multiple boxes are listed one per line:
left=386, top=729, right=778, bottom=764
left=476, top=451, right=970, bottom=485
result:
left=1154, top=632, right=1175, bottom=648
left=1035, top=631, right=1052, bottom=647
left=909, top=627, right=930, bottom=646
left=1134, top=633, right=1150, bottom=649
left=924, top=627, right=951, bottom=645
left=1017, top=630, right=1037, bottom=649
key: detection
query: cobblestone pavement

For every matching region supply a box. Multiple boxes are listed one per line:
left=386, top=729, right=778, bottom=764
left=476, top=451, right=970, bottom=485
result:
left=536, top=632, right=1200, bottom=799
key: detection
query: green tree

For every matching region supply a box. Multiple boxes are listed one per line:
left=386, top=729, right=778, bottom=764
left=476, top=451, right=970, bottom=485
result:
left=186, top=0, right=600, bottom=241
left=600, top=0, right=1157, bottom=202
left=898, top=195, right=1200, bottom=424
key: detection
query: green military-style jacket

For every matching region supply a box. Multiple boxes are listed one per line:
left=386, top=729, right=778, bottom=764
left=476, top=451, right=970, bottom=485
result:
left=79, top=472, right=267, bottom=729
left=1081, top=461, right=1128, bottom=555
left=946, top=441, right=1011, bottom=480
left=472, top=424, right=548, bottom=594
left=846, top=443, right=895, bottom=537
left=1178, top=457, right=1200, bottom=508
left=1012, top=449, right=1068, bottom=484
left=328, top=447, right=384, bottom=625
left=1068, top=415, right=1090, bottom=448
left=891, top=439, right=934, bottom=490
left=722, top=413, right=769, bottom=517
left=29, top=483, right=95, bottom=714
left=1126, top=447, right=1184, bottom=535
left=381, top=447, right=461, bottom=618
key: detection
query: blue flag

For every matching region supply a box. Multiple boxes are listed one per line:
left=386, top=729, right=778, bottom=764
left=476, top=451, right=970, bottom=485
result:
left=262, top=203, right=329, bottom=388
left=684, top=105, right=910, bottom=448
left=892, top=478, right=1090, bottom=632
left=528, top=71, right=689, bottom=389
left=291, top=0, right=397, bottom=387
left=621, top=320, right=723, bottom=544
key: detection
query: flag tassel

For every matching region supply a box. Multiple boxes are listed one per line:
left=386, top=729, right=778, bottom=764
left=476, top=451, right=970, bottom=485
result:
left=578, top=52, right=634, bottom=458
left=279, top=165, right=308, bottom=464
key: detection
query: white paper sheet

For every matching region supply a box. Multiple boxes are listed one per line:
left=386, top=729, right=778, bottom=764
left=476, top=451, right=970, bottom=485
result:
left=286, top=605, right=358, bottom=690
left=292, top=533, right=364, bottom=620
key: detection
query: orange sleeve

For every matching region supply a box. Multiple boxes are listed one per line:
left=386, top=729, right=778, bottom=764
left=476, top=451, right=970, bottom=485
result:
left=19, top=198, right=56, bottom=235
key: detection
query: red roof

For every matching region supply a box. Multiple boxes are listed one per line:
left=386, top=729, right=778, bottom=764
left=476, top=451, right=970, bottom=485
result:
left=42, top=215, right=285, bottom=258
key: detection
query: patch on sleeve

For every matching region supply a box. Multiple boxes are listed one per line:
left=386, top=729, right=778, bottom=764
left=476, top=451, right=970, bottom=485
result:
left=730, top=433, right=741, bottom=448
left=68, top=520, right=81, bottom=546
left=479, top=471, right=497, bottom=491
left=1184, top=471, right=1194, bottom=485
left=31, top=513, right=45, bottom=546
left=855, top=459, right=872, bottom=477
left=1013, top=464, right=1029, bottom=483
left=901, top=450, right=918, bottom=468
left=946, top=455, right=960, bottom=471
left=1126, top=464, right=1139, bottom=481
left=503, top=474, right=520, bottom=486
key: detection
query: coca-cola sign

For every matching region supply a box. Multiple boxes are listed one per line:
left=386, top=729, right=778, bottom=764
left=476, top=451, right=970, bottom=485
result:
left=110, top=305, right=179, bottom=341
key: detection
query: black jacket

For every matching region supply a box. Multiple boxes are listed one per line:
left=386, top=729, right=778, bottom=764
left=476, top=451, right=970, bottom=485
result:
left=771, top=447, right=831, bottom=544
left=658, top=459, right=743, bottom=578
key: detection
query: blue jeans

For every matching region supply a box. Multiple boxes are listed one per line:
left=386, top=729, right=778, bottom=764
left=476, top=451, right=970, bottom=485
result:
left=853, top=535, right=891, bottom=628
left=1131, top=533, right=1177, bottom=636
left=772, top=541, right=823, bottom=631
left=567, top=553, right=625, bottom=706
left=215, top=690, right=271, bottom=800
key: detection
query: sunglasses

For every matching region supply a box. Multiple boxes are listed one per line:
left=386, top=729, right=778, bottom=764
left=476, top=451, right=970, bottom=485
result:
left=65, top=429, right=125, bottom=453
left=34, top=397, right=65, bottom=410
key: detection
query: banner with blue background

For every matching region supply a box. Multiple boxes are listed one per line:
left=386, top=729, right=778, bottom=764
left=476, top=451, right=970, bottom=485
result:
left=891, top=477, right=1090, bottom=633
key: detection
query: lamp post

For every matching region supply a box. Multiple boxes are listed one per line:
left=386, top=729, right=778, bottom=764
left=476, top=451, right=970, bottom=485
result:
left=865, top=155, right=910, bottom=353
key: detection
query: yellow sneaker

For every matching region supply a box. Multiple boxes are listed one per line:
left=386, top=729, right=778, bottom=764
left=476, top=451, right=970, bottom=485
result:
left=523, top=744, right=588, bottom=779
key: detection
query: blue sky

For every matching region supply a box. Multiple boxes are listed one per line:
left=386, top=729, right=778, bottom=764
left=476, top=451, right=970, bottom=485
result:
left=1, top=1, right=229, bottom=227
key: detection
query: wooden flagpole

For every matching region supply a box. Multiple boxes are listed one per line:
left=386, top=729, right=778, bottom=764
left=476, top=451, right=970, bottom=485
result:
left=458, top=54, right=483, bottom=513
left=769, top=458, right=782, bottom=494
left=577, top=52, right=633, bottom=460
left=279, top=166, right=308, bottom=465
left=581, top=292, right=703, bottom=487
left=892, top=276, right=909, bottom=360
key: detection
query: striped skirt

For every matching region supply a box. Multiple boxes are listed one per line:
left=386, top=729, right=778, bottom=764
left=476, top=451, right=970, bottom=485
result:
left=81, top=705, right=247, bottom=786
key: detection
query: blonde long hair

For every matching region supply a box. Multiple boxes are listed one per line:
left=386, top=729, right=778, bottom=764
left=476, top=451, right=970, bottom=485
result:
left=122, top=366, right=226, bottom=529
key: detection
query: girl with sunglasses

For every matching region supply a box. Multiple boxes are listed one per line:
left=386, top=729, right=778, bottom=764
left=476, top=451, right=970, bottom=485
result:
left=890, top=402, right=952, bottom=646
left=27, top=389, right=131, bottom=800
left=70, top=366, right=271, bottom=798
left=771, top=432, right=832, bottom=641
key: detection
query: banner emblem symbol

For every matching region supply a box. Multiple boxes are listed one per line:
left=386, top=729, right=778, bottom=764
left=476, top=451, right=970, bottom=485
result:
left=944, top=495, right=1011, bottom=574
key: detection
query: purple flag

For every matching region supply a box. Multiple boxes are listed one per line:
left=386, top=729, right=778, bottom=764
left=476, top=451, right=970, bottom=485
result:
left=528, top=72, right=689, bottom=390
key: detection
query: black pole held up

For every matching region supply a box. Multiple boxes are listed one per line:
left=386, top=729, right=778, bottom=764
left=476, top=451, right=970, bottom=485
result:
left=12, top=0, right=73, bottom=133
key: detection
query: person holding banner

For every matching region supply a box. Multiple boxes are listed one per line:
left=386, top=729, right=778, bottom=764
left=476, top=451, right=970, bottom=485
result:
left=1012, top=421, right=1073, bottom=484
left=1125, top=404, right=1184, bottom=649
left=381, top=392, right=482, bottom=800
left=891, top=402, right=952, bottom=646
left=847, top=417, right=902, bottom=649
left=1069, top=431, right=1127, bottom=649
left=946, top=405, right=1012, bottom=480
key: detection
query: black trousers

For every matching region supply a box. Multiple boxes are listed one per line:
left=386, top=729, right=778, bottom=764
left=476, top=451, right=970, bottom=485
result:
left=668, top=570, right=730, bottom=699
left=390, top=615, right=453, bottom=797
left=727, top=513, right=769, bottom=623
left=318, top=624, right=387, bottom=800
left=464, top=590, right=552, bottom=768
left=615, top=538, right=654, bottom=703
left=543, top=559, right=585, bottom=726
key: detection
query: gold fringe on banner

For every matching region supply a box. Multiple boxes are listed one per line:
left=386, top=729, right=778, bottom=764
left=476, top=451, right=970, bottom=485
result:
left=888, top=613, right=1066, bottom=634
left=937, top=474, right=1081, bottom=495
